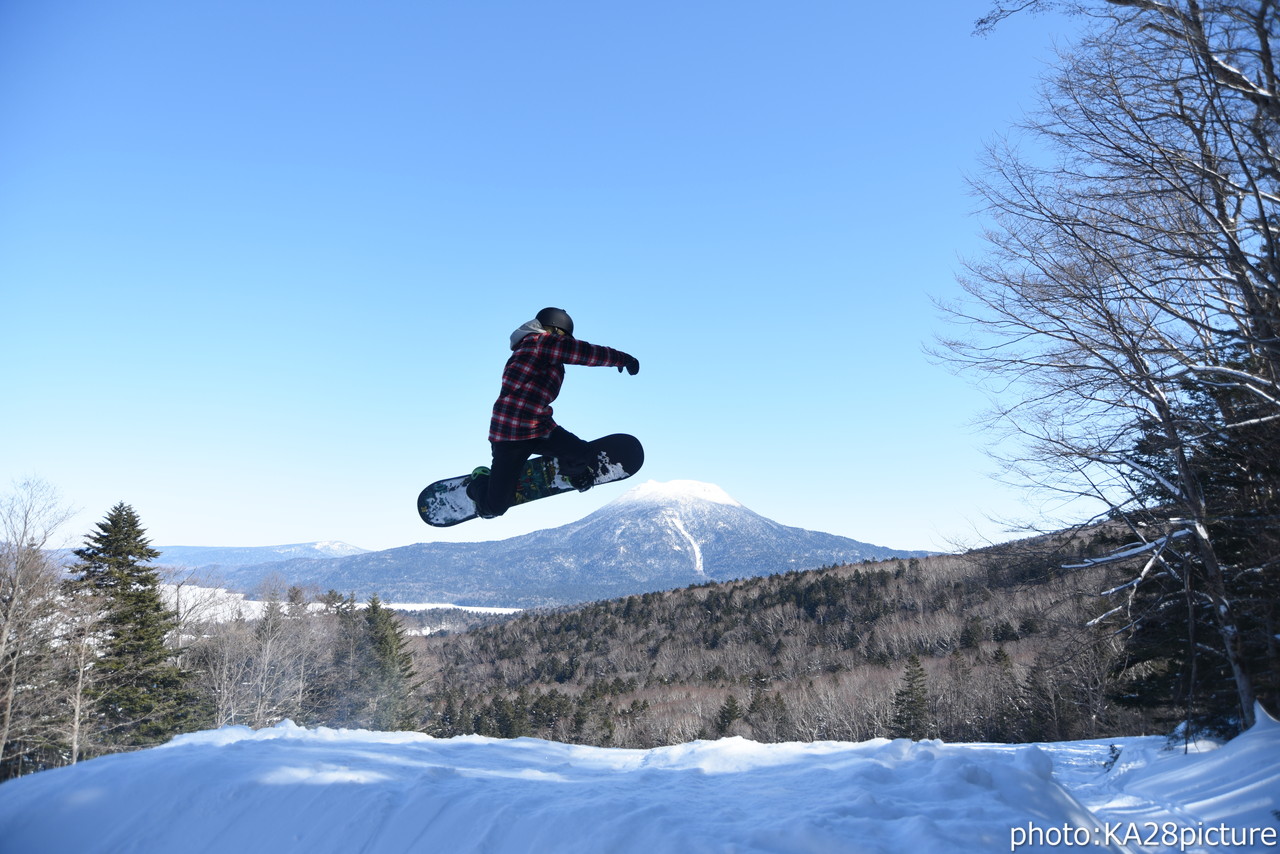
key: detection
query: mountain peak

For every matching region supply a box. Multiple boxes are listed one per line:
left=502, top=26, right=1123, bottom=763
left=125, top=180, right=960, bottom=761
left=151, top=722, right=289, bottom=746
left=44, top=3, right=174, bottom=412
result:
left=616, top=480, right=742, bottom=508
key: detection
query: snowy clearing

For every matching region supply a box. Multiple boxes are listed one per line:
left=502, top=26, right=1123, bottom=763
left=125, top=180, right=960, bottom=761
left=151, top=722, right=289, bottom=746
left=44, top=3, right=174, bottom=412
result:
left=162, top=583, right=521, bottom=622
left=1, top=707, right=1277, bottom=853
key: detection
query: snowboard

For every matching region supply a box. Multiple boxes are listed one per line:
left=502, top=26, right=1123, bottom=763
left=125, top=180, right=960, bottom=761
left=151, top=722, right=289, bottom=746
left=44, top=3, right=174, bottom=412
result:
left=417, top=433, right=644, bottom=528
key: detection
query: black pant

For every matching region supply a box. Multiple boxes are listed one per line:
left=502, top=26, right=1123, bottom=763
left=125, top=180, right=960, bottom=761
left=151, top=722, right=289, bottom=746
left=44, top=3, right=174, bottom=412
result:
left=483, top=427, right=592, bottom=516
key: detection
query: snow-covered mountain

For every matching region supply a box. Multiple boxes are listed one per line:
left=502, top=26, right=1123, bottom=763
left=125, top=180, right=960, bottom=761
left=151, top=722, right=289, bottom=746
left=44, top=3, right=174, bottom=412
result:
left=195, top=480, right=931, bottom=608
left=154, top=541, right=370, bottom=568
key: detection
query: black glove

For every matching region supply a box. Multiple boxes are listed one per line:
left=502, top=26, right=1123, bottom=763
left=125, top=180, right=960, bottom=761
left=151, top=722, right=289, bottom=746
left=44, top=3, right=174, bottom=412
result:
left=617, top=355, right=640, bottom=376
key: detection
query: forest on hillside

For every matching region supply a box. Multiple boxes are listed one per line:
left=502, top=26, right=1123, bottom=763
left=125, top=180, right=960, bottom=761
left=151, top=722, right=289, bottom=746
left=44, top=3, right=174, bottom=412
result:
left=414, top=532, right=1149, bottom=747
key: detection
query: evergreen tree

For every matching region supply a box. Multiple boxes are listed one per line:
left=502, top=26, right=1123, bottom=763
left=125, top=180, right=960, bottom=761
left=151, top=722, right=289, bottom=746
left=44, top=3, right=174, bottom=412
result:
left=985, top=647, right=1023, bottom=743
left=431, top=692, right=462, bottom=738
left=69, top=503, right=199, bottom=748
left=890, top=655, right=933, bottom=740
left=315, top=594, right=422, bottom=730
left=315, top=594, right=366, bottom=726
left=715, top=694, right=743, bottom=736
left=363, top=596, right=422, bottom=731
left=1020, top=660, right=1079, bottom=743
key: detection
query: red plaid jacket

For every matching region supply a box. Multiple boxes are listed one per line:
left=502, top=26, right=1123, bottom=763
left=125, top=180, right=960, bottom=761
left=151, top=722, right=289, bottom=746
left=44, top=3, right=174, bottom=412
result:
left=489, top=330, right=632, bottom=442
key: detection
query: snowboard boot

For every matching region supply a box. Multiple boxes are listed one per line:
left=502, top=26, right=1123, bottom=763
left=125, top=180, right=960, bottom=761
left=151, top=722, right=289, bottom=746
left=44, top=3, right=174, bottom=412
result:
left=465, top=467, right=496, bottom=518
left=564, top=464, right=596, bottom=493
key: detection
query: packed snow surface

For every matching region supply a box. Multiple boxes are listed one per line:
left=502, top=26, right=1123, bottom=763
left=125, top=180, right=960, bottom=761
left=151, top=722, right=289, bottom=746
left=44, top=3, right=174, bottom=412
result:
left=1, top=709, right=1277, bottom=854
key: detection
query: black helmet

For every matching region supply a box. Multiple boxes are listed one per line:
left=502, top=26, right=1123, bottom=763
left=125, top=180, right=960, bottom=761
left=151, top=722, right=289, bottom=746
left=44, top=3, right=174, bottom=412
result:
left=536, top=307, right=574, bottom=336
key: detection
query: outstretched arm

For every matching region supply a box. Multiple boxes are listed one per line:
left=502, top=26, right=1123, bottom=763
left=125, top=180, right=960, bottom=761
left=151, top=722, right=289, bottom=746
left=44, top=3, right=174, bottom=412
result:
left=537, top=335, right=639, bottom=375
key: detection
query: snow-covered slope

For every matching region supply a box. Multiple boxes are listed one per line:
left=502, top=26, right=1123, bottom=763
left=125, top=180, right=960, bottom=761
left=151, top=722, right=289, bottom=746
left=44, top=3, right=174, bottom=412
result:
left=215, top=480, right=929, bottom=607
left=1, top=709, right=1276, bottom=854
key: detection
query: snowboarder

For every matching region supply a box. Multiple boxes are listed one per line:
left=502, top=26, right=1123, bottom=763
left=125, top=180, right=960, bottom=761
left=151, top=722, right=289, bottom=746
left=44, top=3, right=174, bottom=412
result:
left=467, top=307, right=640, bottom=518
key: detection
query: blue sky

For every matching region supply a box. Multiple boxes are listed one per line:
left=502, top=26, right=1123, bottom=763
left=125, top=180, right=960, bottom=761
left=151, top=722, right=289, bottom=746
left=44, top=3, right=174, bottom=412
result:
left=1, top=1, right=1081, bottom=553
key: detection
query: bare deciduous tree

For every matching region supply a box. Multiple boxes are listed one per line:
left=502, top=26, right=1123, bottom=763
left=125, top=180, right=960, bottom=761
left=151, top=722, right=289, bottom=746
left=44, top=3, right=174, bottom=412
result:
left=0, top=480, right=74, bottom=778
left=943, top=0, right=1278, bottom=730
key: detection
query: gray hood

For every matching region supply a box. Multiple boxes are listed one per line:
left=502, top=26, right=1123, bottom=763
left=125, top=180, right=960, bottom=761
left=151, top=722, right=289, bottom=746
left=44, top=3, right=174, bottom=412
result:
left=509, top=319, right=545, bottom=350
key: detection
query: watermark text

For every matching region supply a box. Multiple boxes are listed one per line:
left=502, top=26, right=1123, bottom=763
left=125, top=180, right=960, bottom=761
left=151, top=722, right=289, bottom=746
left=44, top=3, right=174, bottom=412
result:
left=1010, top=821, right=1277, bottom=851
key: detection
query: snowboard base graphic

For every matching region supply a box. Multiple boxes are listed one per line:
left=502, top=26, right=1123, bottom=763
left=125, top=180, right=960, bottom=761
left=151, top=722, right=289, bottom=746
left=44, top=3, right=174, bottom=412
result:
left=417, top=433, right=644, bottom=527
